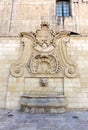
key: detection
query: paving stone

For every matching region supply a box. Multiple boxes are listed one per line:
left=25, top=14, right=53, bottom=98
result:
left=0, top=109, right=88, bottom=130
left=0, top=109, right=11, bottom=116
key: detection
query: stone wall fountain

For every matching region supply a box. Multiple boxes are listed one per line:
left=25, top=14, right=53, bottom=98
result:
left=10, top=23, right=78, bottom=113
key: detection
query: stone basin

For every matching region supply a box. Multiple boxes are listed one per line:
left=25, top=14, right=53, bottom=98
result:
left=20, top=94, right=67, bottom=113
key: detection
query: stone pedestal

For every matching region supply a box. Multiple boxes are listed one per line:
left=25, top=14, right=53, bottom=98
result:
left=21, top=94, right=67, bottom=113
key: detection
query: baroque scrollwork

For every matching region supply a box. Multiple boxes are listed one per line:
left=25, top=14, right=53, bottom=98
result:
left=34, top=23, right=55, bottom=52
left=10, top=23, right=78, bottom=78
left=35, top=23, right=55, bottom=47
left=10, top=64, right=24, bottom=77
left=10, top=33, right=35, bottom=77
left=27, top=54, right=58, bottom=74
left=54, top=32, right=78, bottom=78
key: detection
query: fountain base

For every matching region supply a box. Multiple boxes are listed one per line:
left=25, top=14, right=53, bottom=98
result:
left=21, top=94, right=67, bottom=113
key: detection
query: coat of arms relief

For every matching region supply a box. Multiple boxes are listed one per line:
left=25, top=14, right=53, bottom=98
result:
left=10, top=23, right=78, bottom=79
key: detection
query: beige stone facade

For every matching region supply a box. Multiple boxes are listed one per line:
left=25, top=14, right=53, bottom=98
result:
left=0, top=0, right=88, bottom=111
left=0, top=0, right=88, bottom=36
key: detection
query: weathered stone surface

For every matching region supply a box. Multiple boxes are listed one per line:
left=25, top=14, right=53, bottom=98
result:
left=0, top=109, right=88, bottom=130
left=0, top=0, right=88, bottom=111
left=21, top=96, right=67, bottom=113
left=0, top=34, right=88, bottom=110
left=8, top=23, right=78, bottom=111
left=0, top=0, right=88, bottom=35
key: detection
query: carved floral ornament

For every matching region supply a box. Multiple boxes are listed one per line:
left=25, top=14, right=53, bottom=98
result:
left=10, top=23, right=78, bottom=78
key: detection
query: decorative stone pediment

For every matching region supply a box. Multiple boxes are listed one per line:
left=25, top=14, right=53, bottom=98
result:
left=10, top=23, right=78, bottom=78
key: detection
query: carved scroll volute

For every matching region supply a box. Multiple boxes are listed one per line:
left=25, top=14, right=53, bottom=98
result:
left=54, top=32, right=78, bottom=78
left=10, top=32, right=36, bottom=77
left=10, top=24, right=78, bottom=78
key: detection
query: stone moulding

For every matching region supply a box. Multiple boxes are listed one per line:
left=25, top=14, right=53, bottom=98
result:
left=10, top=23, right=78, bottom=78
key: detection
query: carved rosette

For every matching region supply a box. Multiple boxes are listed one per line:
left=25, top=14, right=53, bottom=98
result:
left=65, top=66, right=78, bottom=78
left=10, top=23, right=78, bottom=78
left=10, top=64, right=24, bottom=77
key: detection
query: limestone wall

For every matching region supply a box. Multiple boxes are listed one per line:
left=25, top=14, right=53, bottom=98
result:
left=0, top=36, right=88, bottom=110
left=0, top=37, right=20, bottom=108
left=65, top=36, right=88, bottom=109
left=0, top=0, right=88, bottom=36
left=0, top=0, right=88, bottom=110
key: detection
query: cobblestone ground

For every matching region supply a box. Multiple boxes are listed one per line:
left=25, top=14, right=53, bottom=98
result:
left=0, top=109, right=88, bottom=130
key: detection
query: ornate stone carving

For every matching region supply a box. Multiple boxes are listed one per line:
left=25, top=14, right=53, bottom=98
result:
left=34, top=23, right=55, bottom=52
left=54, top=32, right=78, bottom=78
left=36, top=23, right=54, bottom=46
left=10, top=23, right=78, bottom=78
left=10, top=63, right=24, bottom=77
left=27, top=54, right=58, bottom=74
left=39, top=77, right=48, bottom=87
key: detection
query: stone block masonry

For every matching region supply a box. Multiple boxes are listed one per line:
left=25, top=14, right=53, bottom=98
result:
left=0, top=35, right=88, bottom=110
left=0, top=0, right=88, bottom=111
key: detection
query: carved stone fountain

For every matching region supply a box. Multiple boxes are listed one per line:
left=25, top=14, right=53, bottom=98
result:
left=10, top=23, right=78, bottom=113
